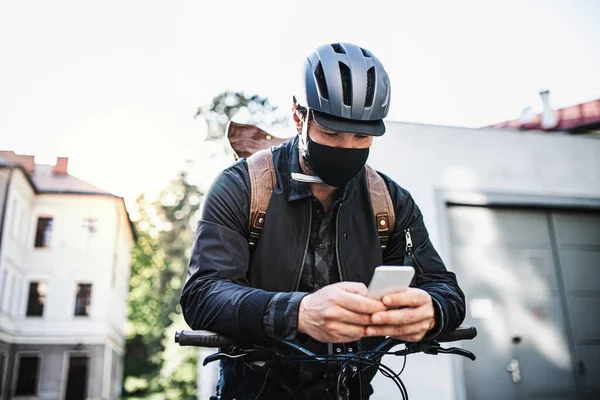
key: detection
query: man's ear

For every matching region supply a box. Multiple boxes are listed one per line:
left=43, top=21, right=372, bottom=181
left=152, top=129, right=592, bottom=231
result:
left=292, top=108, right=303, bottom=134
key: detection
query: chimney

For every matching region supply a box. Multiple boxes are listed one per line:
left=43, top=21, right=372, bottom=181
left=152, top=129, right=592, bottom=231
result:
left=0, top=150, right=36, bottom=173
left=54, top=157, right=69, bottom=175
left=539, top=90, right=558, bottom=130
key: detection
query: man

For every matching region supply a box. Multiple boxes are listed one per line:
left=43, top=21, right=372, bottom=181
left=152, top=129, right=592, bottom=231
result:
left=180, top=42, right=465, bottom=399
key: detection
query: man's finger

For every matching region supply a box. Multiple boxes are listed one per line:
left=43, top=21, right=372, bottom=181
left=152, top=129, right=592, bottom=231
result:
left=370, top=304, right=433, bottom=326
left=337, top=290, right=386, bottom=314
left=381, top=288, right=430, bottom=308
left=328, top=306, right=373, bottom=326
left=335, top=281, right=369, bottom=296
left=365, top=320, right=432, bottom=338
left=326, top=322, right=367, bottom=343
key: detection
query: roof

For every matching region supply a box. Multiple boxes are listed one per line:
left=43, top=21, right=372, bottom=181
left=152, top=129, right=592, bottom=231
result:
left=0, top=154, right=39, bottom=192
left=487, top=98, right=600, bottom=132
left=0, top=152, right=137, bottom=241
left=0, top=155, right=13, bottom=167
left=31, top=164, right=113, bottom=195
left=0, top=151, right=112, bottom=196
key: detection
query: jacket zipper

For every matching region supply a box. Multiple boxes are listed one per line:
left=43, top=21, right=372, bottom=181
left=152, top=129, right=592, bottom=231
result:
left=405, top=229, right=425, bottom=274
left=335, top=203, right=345, bottom=281
left=294, top=200, right=313, bottom=291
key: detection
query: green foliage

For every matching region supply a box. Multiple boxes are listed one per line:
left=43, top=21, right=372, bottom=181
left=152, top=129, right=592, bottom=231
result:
left=196, top=90, right=288, bottom=140
left=123, top=228, right=165, bottom=395
left=123, top=168, right=203, bottom=399
left=123, top=90, right=286, bottom=399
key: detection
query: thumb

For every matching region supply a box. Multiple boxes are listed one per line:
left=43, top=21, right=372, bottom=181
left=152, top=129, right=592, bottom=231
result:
left=335, top=281, right=368, bottom=297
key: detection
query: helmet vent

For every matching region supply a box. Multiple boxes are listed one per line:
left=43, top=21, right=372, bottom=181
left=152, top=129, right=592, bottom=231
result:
left=314, top=62, right=329, bottom=100
left=361, top=48, right=372, bottom=58
left=365, top=67, right=375, bottom=107
left=331, top=43, right=346, bottom=54
left=339, top=62, right=352, bottom=106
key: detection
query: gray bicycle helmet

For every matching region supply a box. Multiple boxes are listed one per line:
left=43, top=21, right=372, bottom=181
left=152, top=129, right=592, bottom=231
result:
left=300, top=42, right=391, bottom=136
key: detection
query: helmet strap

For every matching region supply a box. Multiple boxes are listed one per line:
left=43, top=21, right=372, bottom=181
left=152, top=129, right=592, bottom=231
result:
left=298, top=108, right=311, bottom=157
left=292, top=107, right=324, bottom=184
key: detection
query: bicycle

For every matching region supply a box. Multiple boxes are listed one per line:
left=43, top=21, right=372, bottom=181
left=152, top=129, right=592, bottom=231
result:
left=175, top=326, right=477, bottom=400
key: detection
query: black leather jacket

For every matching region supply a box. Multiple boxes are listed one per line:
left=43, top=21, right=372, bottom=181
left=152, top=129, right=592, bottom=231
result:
left=180, top=137, right=465, bottom=399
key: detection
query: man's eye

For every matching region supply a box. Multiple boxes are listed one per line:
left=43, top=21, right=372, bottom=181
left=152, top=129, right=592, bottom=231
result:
left=323, top=132, right=339, bottom=137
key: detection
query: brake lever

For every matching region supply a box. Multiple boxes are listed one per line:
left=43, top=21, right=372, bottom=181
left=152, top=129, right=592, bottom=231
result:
left=203, top=352, right=234, bottom=366
left=397, top=342, right=476, bottom=361
left=203, top=345, right=285, bottom=366
left=434, top=346, right=476, bottom=361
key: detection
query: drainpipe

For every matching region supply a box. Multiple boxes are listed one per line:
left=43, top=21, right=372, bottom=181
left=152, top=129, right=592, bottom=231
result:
left=0, top=167, right=15, bottom=270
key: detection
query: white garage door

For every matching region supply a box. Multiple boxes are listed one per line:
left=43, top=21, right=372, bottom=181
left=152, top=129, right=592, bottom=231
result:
left=448, top=206, right=600, bottom=400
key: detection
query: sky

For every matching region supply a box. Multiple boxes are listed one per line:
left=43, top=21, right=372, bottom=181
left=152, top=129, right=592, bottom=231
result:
left=1, top=0, right=599, bottom=209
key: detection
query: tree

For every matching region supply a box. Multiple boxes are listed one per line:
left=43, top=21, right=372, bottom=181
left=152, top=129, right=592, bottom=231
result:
left=123, top=168, right=202, bottom=399
left=122, top=228, right=165, bottom=396
left=123, top=90, right=287, bottom=399
left=195, top=91, right=288, bottom=140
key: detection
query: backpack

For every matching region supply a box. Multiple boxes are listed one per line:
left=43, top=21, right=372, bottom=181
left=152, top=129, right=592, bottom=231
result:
left=226, top=121, right=396, bottom=250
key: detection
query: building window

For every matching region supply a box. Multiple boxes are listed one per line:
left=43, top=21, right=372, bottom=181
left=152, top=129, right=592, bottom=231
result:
left=26, top=282, right=47, bottom=317
left=74, top=284, right=92, bottom=317
left=0, top=352, right=7, bottom=394
left=14, top=354, right=40, bottom=396
left=82, top=218, right=97, bottom=235
left=34, top=217, right=53, bottom=248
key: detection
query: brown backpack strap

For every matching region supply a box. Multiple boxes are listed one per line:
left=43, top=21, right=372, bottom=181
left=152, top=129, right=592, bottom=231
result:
left=247, top=149, right=276, bottom=248
left=366, top=165, right=396, bottom=249
left=246, top=151, right=394, bottom=250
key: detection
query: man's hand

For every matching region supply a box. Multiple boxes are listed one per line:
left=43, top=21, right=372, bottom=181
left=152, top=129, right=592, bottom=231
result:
left=298, top=282, right=387, bottom=343
left=366, top=288, right=436, bottom=342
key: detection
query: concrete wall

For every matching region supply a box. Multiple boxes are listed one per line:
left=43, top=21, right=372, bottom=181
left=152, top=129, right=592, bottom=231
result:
left=109, top=349, right=122, bottom=400
left=0, top=339, right=11, bottom=400
left=367, top=122, right=600, bottom=400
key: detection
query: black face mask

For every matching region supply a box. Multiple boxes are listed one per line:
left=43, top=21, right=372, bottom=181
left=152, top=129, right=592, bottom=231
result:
left=305, top=137, right=370, bottom=187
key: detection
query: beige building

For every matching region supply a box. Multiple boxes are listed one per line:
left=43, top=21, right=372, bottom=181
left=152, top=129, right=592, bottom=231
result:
left=0, top=152, right=135, bottom=400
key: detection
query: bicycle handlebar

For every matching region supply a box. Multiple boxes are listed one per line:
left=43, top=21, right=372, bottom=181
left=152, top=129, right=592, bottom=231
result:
left=175, top=326, right=477, bottom=400
left=174, top=326, right=477, bottom=349
left=175, top=329, right=239, bottom=348
left=436, top=326, right=477, bottom=343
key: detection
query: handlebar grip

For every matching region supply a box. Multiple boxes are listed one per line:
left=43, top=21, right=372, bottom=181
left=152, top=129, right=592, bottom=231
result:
left=175, top=330, right=239, bottom=347
left=436, top=326, right=477, bottom=343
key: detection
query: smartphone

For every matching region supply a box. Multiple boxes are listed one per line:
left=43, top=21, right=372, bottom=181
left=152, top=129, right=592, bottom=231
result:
left=367, top=266, right=415, bottom=300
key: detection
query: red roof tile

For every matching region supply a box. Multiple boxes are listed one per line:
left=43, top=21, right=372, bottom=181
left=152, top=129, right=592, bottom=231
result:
left=488, top=99, right=600, bottom=132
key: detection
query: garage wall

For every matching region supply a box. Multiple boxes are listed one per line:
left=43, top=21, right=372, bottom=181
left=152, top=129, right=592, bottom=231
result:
left=367, top=122, right=600, bottom=400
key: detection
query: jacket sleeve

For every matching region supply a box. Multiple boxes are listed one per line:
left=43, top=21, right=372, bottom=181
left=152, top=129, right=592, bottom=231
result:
left=382, top=178, right=466, bottom=337
left=180, top=161, right=278, bottom=343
